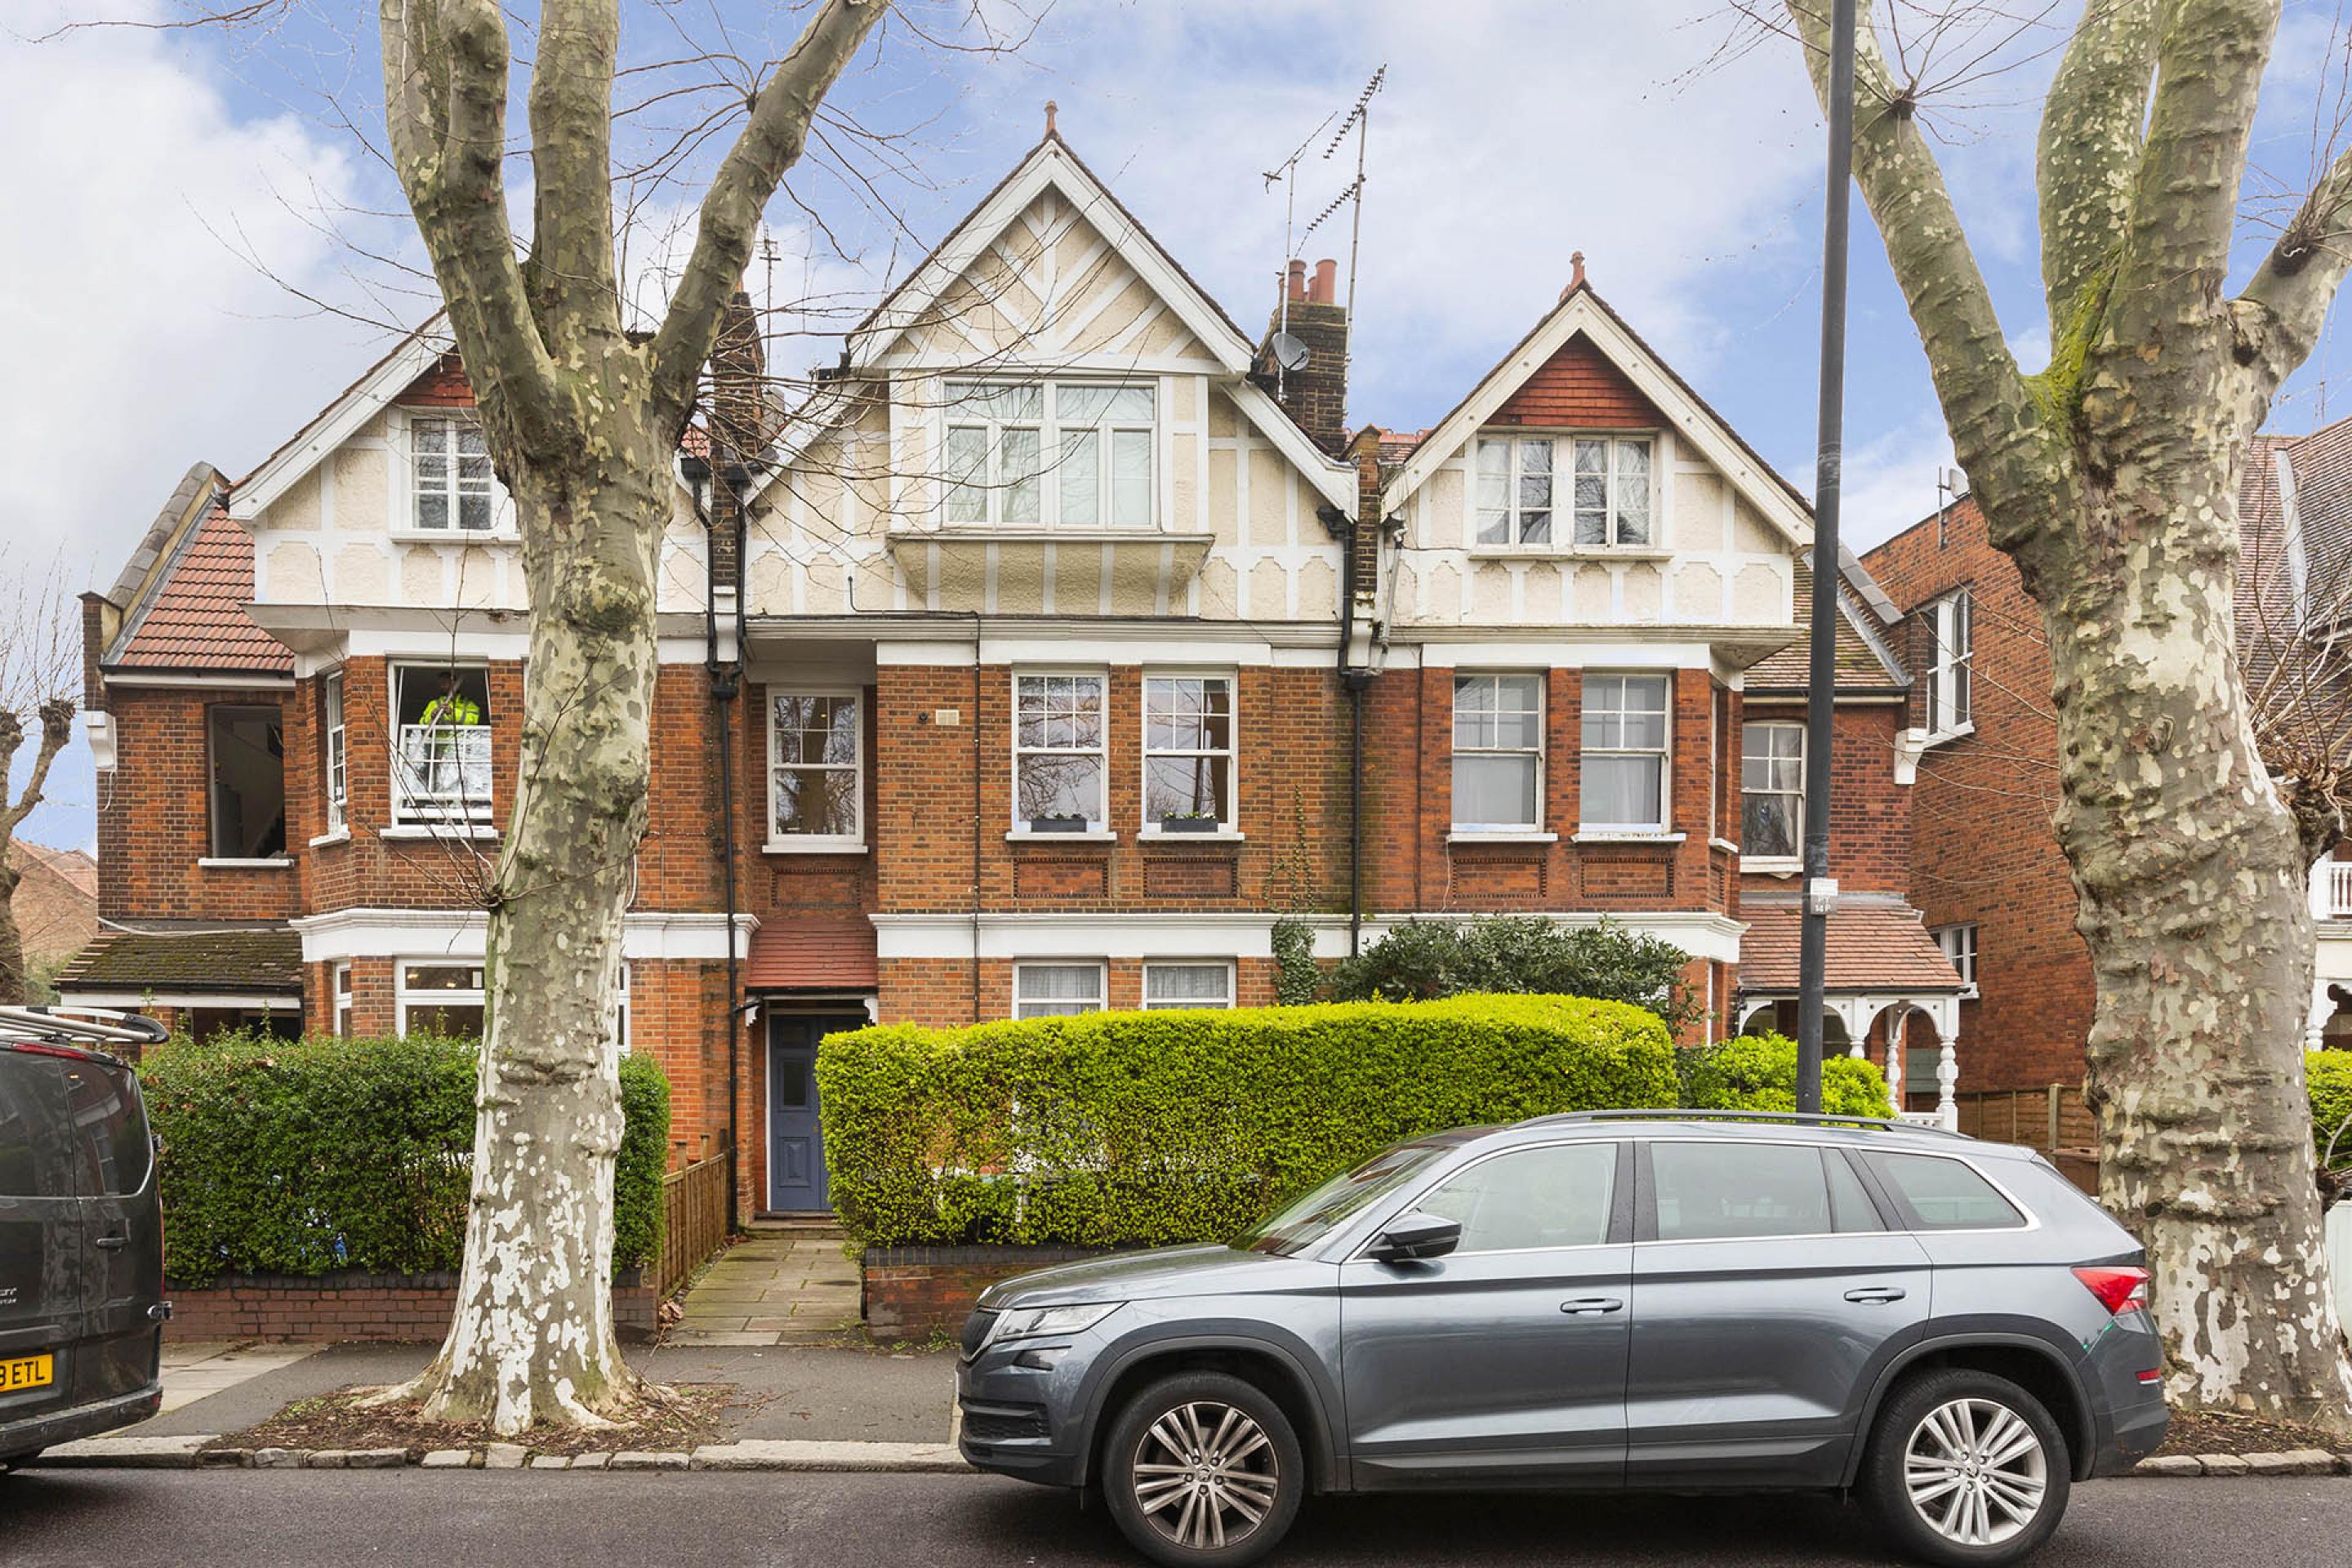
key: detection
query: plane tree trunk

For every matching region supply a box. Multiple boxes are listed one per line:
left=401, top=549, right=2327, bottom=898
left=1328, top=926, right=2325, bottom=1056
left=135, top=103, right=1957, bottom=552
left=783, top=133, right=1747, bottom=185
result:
left=372, top=0, right=884, bottom=1432
left=1784, top=0, right=2352, bottom=1429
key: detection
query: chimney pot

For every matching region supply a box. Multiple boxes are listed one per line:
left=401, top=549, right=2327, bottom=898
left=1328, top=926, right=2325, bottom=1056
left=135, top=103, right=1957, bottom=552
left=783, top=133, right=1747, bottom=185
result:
left=1571, top=250, right=1587, bottom=290
left=1286, top=260, right=1307, bottom=302
left=1311, top=259, right=1339, bottom=305
left=1044, top=100, right=1058, bottom=139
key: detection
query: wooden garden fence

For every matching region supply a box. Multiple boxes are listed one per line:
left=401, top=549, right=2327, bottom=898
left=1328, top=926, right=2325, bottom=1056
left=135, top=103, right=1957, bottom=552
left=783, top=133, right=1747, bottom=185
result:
left=656, top=1149, right=732, bottom=1298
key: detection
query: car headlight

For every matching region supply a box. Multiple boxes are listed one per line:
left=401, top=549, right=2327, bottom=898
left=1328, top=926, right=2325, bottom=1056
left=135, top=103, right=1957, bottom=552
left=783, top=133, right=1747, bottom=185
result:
left=991, top=1301, right=1122, bottom=1343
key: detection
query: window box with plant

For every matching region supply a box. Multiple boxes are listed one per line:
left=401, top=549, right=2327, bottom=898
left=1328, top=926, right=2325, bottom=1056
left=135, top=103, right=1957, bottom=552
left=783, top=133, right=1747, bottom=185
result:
left=1155, top=810, right=1222, bottom=834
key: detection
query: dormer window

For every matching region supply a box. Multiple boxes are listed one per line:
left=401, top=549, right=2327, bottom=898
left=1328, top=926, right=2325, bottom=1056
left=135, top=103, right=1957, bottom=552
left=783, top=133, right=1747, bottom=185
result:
left=410, top=413, right=496, bottom=532
left=943, top=381, right=1156, bottom=530
left=1475, top=434, right=1652, bottom=548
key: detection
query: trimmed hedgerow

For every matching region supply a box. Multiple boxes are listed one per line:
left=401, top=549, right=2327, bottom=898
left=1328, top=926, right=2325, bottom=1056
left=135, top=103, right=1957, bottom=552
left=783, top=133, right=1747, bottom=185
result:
left=1676, top=1032, right=1895, bottom=1120
left=140, top=1031, right=670, bottom=1286
left=2312, top=1051, right=2352, bottom=1172
left=817, top=994, right=1679, bottom=1250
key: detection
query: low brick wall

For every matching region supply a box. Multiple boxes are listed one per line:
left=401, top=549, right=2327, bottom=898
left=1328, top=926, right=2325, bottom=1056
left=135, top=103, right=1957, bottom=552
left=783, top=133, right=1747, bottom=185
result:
left=164, top=1269, right=658, bottom=1343
left=862, top=1245, right=1113, bottom=1342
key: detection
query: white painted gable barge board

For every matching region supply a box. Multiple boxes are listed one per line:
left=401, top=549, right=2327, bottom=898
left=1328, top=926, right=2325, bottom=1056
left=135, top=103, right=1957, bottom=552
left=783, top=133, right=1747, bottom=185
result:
left=742, top=134, right=1358, bottom=514
left=1379, top=284, right=1815, bottom=552
left=225, top=315, right=456, bottom=524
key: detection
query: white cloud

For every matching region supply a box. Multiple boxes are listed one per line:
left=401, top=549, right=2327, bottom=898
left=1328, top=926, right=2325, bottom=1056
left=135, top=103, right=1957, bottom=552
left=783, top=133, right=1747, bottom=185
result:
left=0, top=2, right=371, bottom=581
left=1838, top=412, right=1959, bottom=551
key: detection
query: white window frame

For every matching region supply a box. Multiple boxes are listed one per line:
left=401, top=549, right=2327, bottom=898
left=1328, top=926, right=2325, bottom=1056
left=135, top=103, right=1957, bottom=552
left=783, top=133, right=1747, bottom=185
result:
left=389, top=662, right=494, bottom=827
left=393, top=408, right=514, bottom=539
left=1012, top=670, right=1111, bottom=835
left=1934, top=923, right=1980, bottom=998
left=1579, top=673, right=1673, bottom=835
left=942, top=379, right=1158, bottom=531
left=1923, top=590, right=1974, bottom=741
left=1013, top=960, right=1107, bottom=1020
left=1140, top=673, right=1236, bottom=834
left=1740, top=720, right=1805, bottom=869
left=323, top=670, right=347, bottom=835
left=615, top=962, right=632, bottom=1054
left=1142, top=960, right=1237, bottom=1010
left=1450, top=672, right=1547, bottom=833
left=395, top=960, right=485, bottom=1036
left=204, top=702, right=289, bottom=862
left=766, top=689, right=866, bottom=852
left=1473, top=436, right=1557, bottom=547
left=332, top=962, right=353, bottom=1039
left=1566, top=434, right=1656, bottom=549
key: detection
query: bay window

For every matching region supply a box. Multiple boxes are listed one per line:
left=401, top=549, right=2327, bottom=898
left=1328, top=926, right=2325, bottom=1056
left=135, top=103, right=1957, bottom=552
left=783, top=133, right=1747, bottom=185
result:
left=1013, top=962, right=1106, bottom=1019
left=1451, top=674, right=1545, bottom=831
left=1013, top=673, right=1107, bottom=831
left=1580, top=674, right=1670, bottom=832
left=1143, top=675, right=1234, bottom=830
left=944, top=380, right=1156, bottom=530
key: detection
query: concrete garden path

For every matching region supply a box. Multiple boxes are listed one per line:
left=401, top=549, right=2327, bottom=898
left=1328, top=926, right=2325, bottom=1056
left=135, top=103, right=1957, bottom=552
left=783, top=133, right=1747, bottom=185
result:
left=667, top=1223, right=863, bottom=1346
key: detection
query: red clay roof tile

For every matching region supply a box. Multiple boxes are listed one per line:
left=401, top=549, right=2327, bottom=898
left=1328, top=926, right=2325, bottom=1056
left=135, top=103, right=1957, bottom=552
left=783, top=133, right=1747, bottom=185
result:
left=111, top=501, right=292, bottom=675
left=744, top=915, right=878, bottom=991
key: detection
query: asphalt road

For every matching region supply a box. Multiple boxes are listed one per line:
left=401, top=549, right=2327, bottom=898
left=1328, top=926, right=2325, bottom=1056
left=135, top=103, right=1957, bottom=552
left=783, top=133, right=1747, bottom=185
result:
left=6, top=1472, right=2349, bottom=1568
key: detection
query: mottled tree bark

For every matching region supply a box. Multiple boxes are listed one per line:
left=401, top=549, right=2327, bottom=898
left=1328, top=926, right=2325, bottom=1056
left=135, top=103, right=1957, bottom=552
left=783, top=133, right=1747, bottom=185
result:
left=1784, top=0, right=2352, bottom=1429
left=0, top=699, right=74, bottom=1005
left=373, top=0, right=883, bottom=1432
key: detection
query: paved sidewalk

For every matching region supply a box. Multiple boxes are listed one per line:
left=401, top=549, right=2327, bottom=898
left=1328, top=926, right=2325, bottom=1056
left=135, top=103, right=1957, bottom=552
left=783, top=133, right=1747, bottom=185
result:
left=668, top=1229, right=862, bottom=1346
left=152, top=1343, right=324, bottom=1417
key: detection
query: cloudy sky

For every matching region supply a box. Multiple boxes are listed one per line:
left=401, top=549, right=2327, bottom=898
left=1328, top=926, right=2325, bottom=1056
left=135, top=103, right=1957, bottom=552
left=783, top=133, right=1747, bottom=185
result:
left=4, top=0, right=2349, bottom=850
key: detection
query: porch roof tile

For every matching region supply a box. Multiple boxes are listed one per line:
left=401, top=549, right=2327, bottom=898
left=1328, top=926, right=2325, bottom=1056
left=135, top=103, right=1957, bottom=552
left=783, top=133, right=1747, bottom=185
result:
left=745, top=915, right=877, bottom=991
left=1739, top=898, right=1965, bottom=995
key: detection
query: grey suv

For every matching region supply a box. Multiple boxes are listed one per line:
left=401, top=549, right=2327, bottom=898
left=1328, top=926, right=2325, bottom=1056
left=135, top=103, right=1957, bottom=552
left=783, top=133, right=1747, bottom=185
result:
left=957, top=1112, right=2167, bottom=1567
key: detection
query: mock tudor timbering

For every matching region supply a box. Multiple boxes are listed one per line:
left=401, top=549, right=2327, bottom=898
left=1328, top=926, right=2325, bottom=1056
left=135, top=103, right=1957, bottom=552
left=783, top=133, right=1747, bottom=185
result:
left=69, top=127, right=1967, bottom=1217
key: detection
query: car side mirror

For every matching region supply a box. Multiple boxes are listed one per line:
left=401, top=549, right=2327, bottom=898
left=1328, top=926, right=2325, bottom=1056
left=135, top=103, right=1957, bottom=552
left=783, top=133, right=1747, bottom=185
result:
left=1367, top=1211, right=1461, bottom=1263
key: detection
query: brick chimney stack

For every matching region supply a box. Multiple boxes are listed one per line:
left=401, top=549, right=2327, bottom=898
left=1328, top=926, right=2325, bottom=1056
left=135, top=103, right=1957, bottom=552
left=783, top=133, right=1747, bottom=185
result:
left=1259, top=256, right=1348, bottom=454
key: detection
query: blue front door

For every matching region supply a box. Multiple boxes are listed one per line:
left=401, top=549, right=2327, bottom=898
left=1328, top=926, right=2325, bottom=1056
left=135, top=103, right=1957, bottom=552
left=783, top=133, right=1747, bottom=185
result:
left=767, top=1015, right=855, bottom=1213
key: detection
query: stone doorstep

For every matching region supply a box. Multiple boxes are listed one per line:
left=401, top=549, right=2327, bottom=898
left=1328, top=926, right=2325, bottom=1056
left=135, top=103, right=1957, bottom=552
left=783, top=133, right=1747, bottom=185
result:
left=2132, top=1450, right=2350, bottom=1477
left=26, top=1437, right=971, bottom=1474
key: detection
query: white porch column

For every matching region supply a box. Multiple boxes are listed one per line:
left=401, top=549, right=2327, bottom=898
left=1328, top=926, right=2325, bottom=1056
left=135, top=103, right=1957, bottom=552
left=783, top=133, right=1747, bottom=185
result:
left=2310, top=976, right=2333, bottom=1051
left=1885, top=1008, right=1906, bottom=1103
left=1936, top=1031, right=1960, bottom=1131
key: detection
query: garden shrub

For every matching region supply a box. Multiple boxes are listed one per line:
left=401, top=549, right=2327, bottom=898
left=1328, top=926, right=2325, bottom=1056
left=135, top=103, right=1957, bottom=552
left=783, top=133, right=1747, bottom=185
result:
left=140, top=1031, right=670, bottom=1285
left=2312, top=1051, right=2352, bottom=1170
left=1677, top=1031, right=1894, bottom=1120
left=1325, top=916, right=1701, bottom=1034
left=817, top=994, right=1678, bottom=1250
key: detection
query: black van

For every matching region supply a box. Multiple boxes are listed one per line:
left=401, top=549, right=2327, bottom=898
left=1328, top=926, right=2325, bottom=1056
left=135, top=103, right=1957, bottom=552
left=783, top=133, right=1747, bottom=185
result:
left=0, top=1006, right=170, bottom=1469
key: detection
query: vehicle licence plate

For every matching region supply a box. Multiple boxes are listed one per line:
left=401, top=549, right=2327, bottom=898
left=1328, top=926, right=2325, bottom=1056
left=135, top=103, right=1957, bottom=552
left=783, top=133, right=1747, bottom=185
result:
left=0, top=1353, right=54, bottom=1392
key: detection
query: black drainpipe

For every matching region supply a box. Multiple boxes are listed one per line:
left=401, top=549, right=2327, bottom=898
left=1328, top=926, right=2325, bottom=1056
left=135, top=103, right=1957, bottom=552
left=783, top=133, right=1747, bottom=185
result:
left=1324, top=501, right=1370, bottom=958
left=700, top=451, right=748, bottom=1236
left=970, top=609, right=983, bottom=1022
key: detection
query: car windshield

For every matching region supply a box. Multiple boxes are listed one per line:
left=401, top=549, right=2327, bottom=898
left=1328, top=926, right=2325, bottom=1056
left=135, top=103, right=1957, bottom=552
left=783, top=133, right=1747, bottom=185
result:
left=1232, top=1142, right=1451, bottom=1256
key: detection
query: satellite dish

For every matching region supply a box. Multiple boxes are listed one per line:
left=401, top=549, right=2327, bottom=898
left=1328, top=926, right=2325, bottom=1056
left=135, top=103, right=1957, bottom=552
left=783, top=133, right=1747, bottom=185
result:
left=1268, top=331, right=1311, bottom=372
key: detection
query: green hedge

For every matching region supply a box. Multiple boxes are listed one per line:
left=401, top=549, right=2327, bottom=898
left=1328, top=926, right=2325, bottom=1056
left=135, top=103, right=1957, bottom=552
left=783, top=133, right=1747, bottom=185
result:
left=2314, top=1051, right=2352, bottom=1169
left=1677, top=1032, right=1894, bottom=1120
left=817, top=994, right=1678, bottom=1249
left=140, top=1031, right=670, bottom=1286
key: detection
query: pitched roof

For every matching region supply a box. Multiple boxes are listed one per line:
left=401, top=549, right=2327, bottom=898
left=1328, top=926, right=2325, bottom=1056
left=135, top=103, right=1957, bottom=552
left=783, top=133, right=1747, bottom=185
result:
left=1737, top=896, right=1967, bottom=994
left=107, top=499, right=292, bottom=675
left=57, top=929, right=304, bottom=996
left=744, top=915, right=877, bottom=991
left=1380, top=281, right=1815, bottom=551
left=1746, top=558, right=1910, bottom=693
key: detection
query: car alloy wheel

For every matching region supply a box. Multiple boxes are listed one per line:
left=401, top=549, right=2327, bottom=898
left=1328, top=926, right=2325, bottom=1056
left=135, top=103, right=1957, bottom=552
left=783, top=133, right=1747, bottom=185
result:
left=1903, top=1396, right=2050, bottom=1548
left=1129, top=1400, right=1281, bottom=1552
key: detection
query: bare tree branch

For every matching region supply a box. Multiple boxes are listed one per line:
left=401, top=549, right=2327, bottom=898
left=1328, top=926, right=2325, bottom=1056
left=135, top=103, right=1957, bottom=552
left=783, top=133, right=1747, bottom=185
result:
left=647, top=0, right=886, bottom=430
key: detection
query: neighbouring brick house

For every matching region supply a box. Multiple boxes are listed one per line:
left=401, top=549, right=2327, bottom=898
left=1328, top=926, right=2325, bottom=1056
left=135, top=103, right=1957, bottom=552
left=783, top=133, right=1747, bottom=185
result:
left=7, top=840, right=99, bottom=991
left=65, top=130, right=1963, bottom=1218
left=1861, top=416, right=2352, bottom=1133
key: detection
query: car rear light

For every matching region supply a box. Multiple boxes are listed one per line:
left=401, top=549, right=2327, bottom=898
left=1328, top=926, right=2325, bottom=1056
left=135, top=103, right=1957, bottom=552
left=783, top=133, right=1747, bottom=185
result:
left=2136, top=1368, right=2163, bottom=1385
left=2074, top=1265, right=2152, bottom=1316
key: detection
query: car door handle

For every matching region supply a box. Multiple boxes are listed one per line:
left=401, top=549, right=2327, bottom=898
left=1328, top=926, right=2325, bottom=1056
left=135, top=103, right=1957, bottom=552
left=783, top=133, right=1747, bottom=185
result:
left=1844, top=1285, right=1906, bottom=1304
left=1559, top=1296, right=1624, bottom=1315
left=93, top=1235, right=128, bottom=1251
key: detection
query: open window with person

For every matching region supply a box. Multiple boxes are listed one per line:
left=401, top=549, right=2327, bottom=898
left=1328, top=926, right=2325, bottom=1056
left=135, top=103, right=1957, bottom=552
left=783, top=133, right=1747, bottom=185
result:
left=206, top=705, right=287, bottom=862
left=391, top=664, right=492, bottom=826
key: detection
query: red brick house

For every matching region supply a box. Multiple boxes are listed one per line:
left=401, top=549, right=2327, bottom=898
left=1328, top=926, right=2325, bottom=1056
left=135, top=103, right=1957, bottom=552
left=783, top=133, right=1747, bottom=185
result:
left=64, top=131, right=1963, bottom=1217
left=1862, top=419, right=2352, bottom=1130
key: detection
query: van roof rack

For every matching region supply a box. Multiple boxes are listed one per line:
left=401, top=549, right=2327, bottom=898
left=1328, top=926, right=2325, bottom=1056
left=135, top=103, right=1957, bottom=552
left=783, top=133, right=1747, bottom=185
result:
left=0, top=1004, right=169, bottom=1050
left=1521, top=1107, right=1972, bottom=1139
